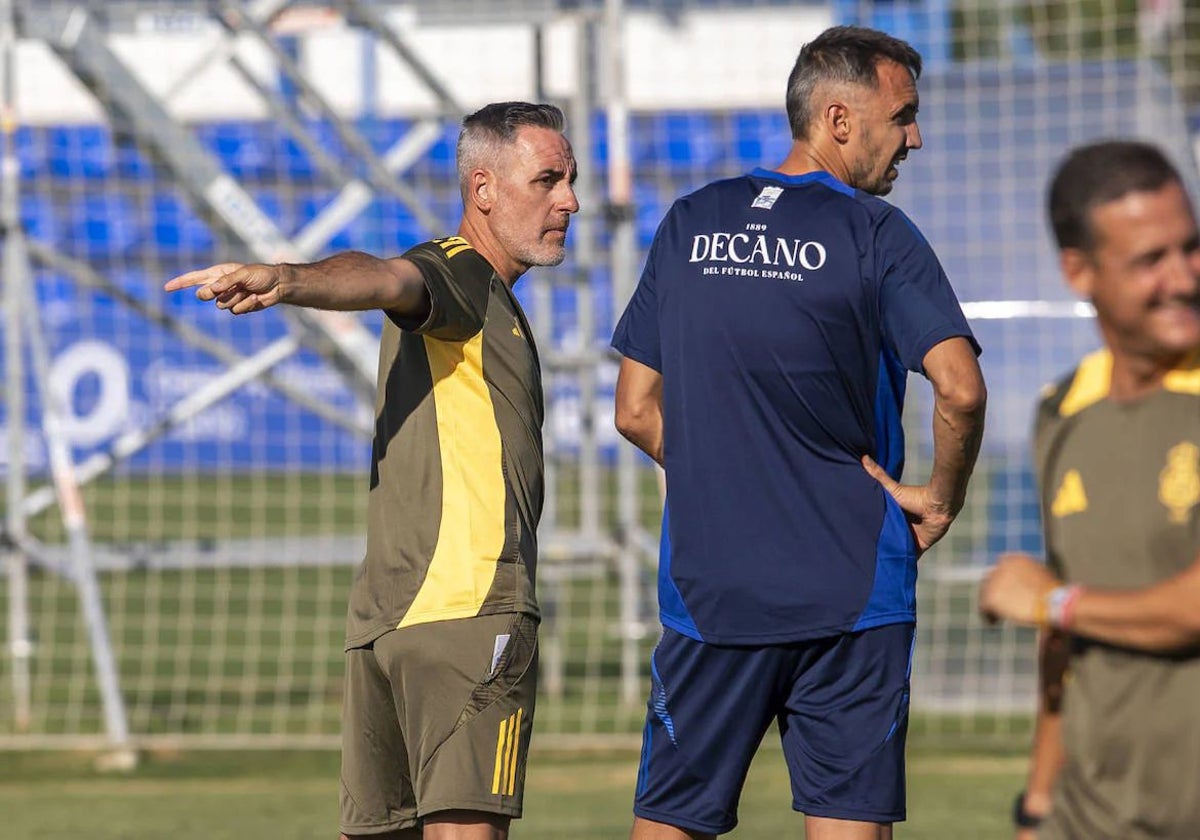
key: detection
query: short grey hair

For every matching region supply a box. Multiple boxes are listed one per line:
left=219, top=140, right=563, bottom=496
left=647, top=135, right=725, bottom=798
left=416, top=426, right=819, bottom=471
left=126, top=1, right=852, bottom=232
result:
left=456, top=102, right=566, bottom=197
left=785, top=26, right=922, bottom=141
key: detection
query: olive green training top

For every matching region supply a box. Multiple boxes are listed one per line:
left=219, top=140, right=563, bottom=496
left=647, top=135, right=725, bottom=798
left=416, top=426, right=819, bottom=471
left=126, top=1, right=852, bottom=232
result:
left=344, top=236, right=543, bottom=649
left=1035, top=348, right=1200, bottom=840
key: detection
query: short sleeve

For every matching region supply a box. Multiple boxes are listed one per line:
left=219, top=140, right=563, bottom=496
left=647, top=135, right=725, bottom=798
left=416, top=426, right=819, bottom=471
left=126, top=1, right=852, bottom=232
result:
left=876, top=209, right=980, bottom=374
left=611, top=223, right=665, bottom=372
left=391, top=238, right=494, bottom=341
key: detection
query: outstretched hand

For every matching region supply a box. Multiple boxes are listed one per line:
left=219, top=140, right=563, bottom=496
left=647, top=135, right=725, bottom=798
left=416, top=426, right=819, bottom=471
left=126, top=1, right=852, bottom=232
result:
left=164, top=262, right=286, bottom=314
left=861, top=454, right=955, bottom=555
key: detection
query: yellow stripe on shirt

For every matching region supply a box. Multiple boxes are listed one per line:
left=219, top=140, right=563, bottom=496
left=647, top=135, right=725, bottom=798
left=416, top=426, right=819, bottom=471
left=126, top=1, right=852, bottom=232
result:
left=1059, top=349, right=1112, bottom=417
left=399, top=331, right=506, bottom=626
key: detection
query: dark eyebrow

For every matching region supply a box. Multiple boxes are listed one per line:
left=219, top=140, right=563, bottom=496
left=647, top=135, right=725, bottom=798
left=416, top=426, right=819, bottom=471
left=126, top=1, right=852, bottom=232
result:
left=1134, top=246, right=1168, bottom=267
left=536, top=166, right=578, bottom=185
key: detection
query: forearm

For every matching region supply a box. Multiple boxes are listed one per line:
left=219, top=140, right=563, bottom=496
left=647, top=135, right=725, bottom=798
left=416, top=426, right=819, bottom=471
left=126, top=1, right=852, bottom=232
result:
left=279, top=252, right=428, bottom=316
left=614, top=358, right=664, bottom=466
left=1023, top=629, right=1068, bottom=815
left=927, top=385, right=985, bottom=515
left=1066, top=567, right=1200, bottom=652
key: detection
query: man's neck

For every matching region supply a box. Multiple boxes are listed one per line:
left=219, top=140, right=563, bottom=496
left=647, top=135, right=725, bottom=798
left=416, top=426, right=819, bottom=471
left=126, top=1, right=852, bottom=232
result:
left=773, top=140, right=849, bottom=183
left=1108, top=347, right=1191, bottom=403
left=457, top=216, right=522, bottom=288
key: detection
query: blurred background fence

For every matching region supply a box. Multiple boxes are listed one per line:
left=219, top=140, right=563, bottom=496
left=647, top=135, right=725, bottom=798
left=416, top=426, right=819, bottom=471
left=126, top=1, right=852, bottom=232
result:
left=1, top=0, right=1197, bottom=755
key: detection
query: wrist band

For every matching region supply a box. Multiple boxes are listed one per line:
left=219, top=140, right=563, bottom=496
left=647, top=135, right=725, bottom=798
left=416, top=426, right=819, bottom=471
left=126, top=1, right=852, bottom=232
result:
left=1013, top=790, right=1044, bottom=828
left=1033, top=590, right=1050, bottom=626
left=1046, top=584, right=1083, bottom=630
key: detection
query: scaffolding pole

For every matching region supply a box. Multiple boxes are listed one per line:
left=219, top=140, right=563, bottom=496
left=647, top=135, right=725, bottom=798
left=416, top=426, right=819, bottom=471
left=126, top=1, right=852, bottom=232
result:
left=1, top=0, right=32, bottom=733
left=3, top=0, right=132, bottom=761
left=605, top=0, right=649, bottom=707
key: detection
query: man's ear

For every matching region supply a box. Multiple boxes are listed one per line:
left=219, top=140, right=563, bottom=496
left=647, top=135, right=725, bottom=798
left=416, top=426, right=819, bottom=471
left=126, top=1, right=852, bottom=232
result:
left=827, top=101, right=851, bottom=144
left=1059, top=247, right=1095, bottom=299
left=469, top=169, right=493, bottom=212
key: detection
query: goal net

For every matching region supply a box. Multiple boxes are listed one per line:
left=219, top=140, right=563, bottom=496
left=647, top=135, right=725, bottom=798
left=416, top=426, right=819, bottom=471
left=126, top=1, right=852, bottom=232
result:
left=2, top=0, right=1197, bottom=750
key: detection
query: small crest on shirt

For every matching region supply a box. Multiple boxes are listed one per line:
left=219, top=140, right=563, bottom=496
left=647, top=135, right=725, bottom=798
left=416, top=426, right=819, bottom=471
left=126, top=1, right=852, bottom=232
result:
left=1050, top=469, right=1088, bottom=518
left=751, top=186, right=784, bottom=210
left=1159, top=441, right=1200, bottom=524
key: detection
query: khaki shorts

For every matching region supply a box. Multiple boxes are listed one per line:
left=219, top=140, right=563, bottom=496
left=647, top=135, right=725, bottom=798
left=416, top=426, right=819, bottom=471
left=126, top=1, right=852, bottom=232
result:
left=339, top=612, right=539, bottom=835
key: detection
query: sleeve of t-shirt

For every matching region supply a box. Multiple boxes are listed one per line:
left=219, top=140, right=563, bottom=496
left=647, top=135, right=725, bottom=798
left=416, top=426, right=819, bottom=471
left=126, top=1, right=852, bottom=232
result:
left=876, top=208, right=981, bottom=374
left=610, top=218, right=666, bottom=372
left=388, top=239, right=494, bottom=341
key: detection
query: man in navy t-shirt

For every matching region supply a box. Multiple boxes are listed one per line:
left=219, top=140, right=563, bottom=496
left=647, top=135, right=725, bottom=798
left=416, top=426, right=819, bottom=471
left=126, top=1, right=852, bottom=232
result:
left=613, top=26, right=986, bottom=840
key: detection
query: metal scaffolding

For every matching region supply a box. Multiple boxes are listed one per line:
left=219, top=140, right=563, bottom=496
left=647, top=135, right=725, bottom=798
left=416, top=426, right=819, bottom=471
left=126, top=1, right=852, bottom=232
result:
left=2, top=0, right=656, bottom=749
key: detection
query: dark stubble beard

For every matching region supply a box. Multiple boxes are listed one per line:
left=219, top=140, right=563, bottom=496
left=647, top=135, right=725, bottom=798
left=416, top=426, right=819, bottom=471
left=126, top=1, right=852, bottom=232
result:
left=848, top=132, right=896, bottom=196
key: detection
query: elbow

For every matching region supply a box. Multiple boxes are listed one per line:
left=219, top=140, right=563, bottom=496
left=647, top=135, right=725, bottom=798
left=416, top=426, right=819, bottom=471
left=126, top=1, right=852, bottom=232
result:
left=614, top=402, right=646, bottom=442
left=614, top=399, right=660, bottom=450
left=936, top=373, right=987, bottom=417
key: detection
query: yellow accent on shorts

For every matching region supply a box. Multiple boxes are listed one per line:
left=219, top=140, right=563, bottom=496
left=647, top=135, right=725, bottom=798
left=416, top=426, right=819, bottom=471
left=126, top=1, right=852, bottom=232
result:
left=491, top=708, right=524, bottom=796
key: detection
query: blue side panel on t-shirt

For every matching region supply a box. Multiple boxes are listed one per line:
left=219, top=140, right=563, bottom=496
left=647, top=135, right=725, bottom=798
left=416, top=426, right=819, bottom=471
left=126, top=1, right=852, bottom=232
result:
left=612, top=169, right=979, bottom=644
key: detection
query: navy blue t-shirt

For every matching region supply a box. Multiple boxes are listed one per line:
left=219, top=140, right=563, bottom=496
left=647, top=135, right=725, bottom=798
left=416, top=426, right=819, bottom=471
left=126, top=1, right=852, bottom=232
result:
left=612, top=169, right=979, bottom=644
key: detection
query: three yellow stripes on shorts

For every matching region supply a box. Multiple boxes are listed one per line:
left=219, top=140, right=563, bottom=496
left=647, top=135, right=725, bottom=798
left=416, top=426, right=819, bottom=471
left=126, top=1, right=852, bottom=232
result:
left=491, top=707, right=524, bottom=796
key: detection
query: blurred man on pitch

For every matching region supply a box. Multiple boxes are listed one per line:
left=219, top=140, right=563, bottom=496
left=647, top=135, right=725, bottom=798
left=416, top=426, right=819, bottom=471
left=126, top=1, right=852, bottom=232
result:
left=980, top=140, right=1200, bottom=840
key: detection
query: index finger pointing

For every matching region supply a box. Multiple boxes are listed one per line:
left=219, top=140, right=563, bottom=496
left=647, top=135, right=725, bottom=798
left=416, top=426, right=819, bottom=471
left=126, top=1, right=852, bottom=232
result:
left=163, top=263, right=244, bottom=293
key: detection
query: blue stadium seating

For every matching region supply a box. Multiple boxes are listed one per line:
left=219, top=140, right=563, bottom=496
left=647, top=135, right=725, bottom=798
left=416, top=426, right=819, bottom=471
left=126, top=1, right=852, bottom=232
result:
left=729, top=110, right=789, bottom=168
left=22, top=58, right=1196, bottom=472
left=45, top=124, right=114, bottom=180
left=67, top=193, right=142, bottom=257
left=632, top=111, right=726, bottom=172
left=151, top=192, right=215, bottom=255
left=194, top=121, right=275, bottom=181
left=21, top=194, right=61, bottom=246
left=15, top=126, right=48, bottom=178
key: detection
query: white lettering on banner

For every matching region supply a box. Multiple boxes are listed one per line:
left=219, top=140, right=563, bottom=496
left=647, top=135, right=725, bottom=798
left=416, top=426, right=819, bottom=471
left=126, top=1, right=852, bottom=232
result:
left=0, top=430, right=48, bottom=473
left=173, top=405, right=248, bottom=442
left=689, top=232, right=827, bottom=272
left=48, top=340, right=130, bottom=448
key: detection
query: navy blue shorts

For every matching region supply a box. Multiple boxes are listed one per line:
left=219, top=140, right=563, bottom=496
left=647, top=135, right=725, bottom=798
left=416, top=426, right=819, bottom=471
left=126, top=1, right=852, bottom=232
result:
left=633, top=623, right=914, bottom=834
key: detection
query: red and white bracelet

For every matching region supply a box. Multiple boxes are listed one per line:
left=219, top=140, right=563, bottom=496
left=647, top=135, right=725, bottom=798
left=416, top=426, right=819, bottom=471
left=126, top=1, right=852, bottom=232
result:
left=1045, top=584, right=1083, bottom=629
